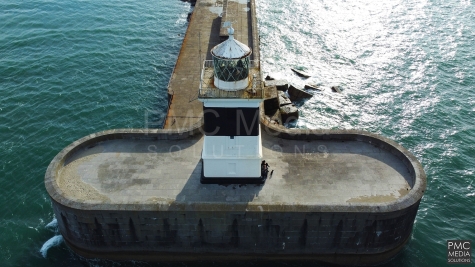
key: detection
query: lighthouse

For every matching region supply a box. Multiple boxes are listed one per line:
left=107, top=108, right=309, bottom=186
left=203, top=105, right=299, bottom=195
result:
left=198, top=23, right=264, bottom=184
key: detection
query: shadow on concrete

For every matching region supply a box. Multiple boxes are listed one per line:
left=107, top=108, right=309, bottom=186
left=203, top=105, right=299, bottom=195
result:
left=174, top=161, right=265, bottom=204
left=247, top=0, right=254, bottom=61
left=206, top=16, right=222, bottom=60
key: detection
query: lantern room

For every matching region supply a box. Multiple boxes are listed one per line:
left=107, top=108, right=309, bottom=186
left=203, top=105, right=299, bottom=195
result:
left=210, top=26, right=252, bottom=90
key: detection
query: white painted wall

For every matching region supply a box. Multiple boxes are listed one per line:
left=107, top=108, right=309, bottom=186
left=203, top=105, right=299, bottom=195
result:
left=202, top=158, right=261, bottom=178
left=202, top=136, right=261, bottom=157
left=202, top=129, right=262, bottom=178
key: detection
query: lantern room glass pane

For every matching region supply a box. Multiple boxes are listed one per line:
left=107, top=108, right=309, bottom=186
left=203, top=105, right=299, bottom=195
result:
left=213, top=57, right=249, bottom=82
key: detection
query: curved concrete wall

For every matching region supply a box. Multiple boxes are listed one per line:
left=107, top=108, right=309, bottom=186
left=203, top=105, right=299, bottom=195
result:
left=45, top=120, right=426, bottom=265
left=52, top=197, right=419, bottom=265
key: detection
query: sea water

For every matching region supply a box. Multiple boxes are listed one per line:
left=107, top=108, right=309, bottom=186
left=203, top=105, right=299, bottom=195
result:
left=1, top=0, right=474, bottom=266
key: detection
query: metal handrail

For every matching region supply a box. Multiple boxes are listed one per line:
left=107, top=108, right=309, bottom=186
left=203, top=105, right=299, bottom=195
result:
left=202, top=60, right=259, bottom=69
left=198, top=60, right=263, bottom=99
left=198, top=88, right=263, bottom=99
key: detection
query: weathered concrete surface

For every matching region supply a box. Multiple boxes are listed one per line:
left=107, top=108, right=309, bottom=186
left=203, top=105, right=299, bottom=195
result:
left=51, top=130, right=414, bottom=208
left=278, top=92, right=292, bottom=106
left=278, top=92, right=299, bottom=122
left=280, top=104, right=299, bottom=122
left=45, top=126, right=425, bottom=265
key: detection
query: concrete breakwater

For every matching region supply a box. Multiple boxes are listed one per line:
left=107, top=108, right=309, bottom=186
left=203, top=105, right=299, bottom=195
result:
left=45, top=124, right=425, bottom=265
left=45, top=0, right=426, bottom=265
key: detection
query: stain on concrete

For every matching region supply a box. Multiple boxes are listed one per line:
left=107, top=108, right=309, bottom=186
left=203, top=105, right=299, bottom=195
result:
left=58, top=153, right=110, bottom=202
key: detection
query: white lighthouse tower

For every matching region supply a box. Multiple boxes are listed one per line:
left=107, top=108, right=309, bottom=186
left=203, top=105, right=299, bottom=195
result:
left=198, top=23, right=264, bottom=184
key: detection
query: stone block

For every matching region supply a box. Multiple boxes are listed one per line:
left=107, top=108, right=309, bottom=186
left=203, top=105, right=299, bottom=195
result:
left=264, top=80, right=289, bottom=91
left=288, top=85, right=312, bottom=101
left=265, top=74, right=275, bottom=80
left=278, top=92, right=292, bottom=106
left=280, top=105, right=299, bottom=122
left=331, top=86, right=342, bottom=93
left=264, top=97, right=279, bottom=111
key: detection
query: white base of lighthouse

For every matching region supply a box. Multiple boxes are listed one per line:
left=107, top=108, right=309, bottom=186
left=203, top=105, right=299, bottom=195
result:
left=201, top=129, right=264, bottom=183
left=202, top=158, right=261, bottom=177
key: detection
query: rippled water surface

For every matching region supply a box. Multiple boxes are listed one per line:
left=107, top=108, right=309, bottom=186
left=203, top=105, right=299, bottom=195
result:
left=1, top=0, right=474, bottom=266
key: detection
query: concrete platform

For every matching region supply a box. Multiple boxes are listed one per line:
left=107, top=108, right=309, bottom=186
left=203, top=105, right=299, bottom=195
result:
left=54, top=128, right=413, bottom=211
left=45, top=126, right=425, bottom=265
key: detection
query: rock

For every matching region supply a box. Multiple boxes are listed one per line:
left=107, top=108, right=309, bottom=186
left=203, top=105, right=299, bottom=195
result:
left=288, top=85, right=312, bottom=101
left=278, top=91, right=299, bottom=123
left=304, top=84, right=322, bottom=91
left=291, top=68, right=311, bottom=78
left=263, top=85, right=278, bottom=100
left=278, top=91, right=292, bottom=106
left=264, top=80, right=289, bottom=91
left=331, top=86, right=342, bottom=93
left=280, top=104, right=299, bottom=122
left=265, top=75, right=275, bottom=81
left=264, top=97, right=279, bottom=111
left=264, top=109, right=282, bottom=125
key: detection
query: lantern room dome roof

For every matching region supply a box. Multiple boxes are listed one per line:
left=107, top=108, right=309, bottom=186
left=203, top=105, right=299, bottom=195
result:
left=211, top=27, right=252, bottom=59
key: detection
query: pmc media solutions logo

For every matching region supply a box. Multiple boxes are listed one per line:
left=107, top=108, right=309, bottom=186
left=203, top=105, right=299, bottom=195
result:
left=447, top=240, right=471, bottom=264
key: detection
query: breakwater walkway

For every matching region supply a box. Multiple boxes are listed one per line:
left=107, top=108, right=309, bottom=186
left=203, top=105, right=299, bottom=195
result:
left=163, top=0, right=259, bottom=129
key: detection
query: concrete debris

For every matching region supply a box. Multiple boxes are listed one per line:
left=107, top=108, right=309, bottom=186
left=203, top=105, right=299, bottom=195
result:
left=304, top=84, right=322, bottom=91
left=264, top=80, right=289, bottom=91
left=280, top=104, right=299, bottom=122
left=291, top=68, right=311, bottom=78
left=288, top=85, right=312, bottom=101
left=278, top=91, right=292, bottom=106
left=331, top=86, right=342, bottom=93
left=265, top=75, right=275, bottom=80
left=264, top=94, right=279, bottom=111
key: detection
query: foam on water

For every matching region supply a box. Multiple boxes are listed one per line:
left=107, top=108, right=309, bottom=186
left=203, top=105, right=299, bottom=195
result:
left=45, top=218, right=58, bottom=230
left=39, top=235, right=63, bottom=258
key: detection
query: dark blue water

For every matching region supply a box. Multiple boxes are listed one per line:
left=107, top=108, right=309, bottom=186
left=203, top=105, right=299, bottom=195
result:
left=1, top=0, right=474, bottom=266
